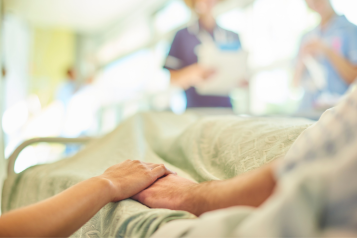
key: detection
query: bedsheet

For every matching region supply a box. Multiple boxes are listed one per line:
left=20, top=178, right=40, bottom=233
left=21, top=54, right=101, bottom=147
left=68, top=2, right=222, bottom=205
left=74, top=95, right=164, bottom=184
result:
left=1, top=113, right=312, bottom=238
left=152, top=87, right=357, bottom=238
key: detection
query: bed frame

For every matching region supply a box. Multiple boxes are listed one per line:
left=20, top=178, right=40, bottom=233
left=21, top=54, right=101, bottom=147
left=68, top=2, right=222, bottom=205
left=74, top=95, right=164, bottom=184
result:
left=6, top=137, right=93, bottom=177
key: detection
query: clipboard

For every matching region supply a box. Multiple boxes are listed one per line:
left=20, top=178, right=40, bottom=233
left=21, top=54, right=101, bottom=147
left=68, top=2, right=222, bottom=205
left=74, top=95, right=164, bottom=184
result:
left=195, top=43, right=248, bottom=96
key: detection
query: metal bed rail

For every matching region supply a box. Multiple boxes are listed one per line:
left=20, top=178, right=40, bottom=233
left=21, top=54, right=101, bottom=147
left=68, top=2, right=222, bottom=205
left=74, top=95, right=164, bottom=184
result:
left=7, top=137, right=94, bottom=177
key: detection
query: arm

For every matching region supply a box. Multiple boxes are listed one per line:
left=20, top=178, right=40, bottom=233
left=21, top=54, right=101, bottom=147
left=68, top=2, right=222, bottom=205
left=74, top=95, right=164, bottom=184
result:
left=169, top=64, right=215, bottom=90
left=0, top=160, right=174, bottom=237
left=324, top=47, right=357, bottom=84
left=293, top=58, right=306, bottom=88
left=133, top=162, right=277, bottom=216
left=302, top=39, right=357, bottom=84
left=165, top=31, right=214, bottom=89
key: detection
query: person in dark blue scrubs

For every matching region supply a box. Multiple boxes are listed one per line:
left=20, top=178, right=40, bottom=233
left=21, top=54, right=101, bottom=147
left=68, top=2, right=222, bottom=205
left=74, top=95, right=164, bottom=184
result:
left=164, top=0, right=242, bottom=108
left=294, top=0, right=357, bottom=111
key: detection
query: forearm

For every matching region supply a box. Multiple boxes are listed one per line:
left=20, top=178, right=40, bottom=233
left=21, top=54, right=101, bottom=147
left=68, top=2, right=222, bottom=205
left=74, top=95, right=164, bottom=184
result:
left=325, top=48, right=357, bottom=84
left=169, top=69, right=181, bottom=86
left=188, top=162, right=277, bottom=216
left=293, top=60, right=305, bottom=88
left=0, top=177, right=112, bottom=237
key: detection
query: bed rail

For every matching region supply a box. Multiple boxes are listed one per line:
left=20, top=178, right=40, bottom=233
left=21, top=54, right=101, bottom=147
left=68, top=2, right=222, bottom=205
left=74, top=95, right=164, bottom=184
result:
left=7, top=137, right=93, bottom=176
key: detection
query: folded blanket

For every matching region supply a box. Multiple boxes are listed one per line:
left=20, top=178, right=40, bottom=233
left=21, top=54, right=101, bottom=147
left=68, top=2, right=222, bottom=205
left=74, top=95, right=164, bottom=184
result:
left=2, top=113, right=312, bottom=238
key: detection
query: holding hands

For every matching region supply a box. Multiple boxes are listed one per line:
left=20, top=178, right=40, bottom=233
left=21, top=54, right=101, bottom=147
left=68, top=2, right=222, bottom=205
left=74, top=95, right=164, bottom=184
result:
left=0, top=159, right=277, bottom=237
left=99, top=160, right=176, bottom=202
left=0, top=160, right=176, bottom=237
left=133, top=174, right=200, bottom=214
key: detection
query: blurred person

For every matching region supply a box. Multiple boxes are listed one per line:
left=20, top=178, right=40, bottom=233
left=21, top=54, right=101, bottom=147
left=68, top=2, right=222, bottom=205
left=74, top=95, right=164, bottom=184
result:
left=164, top=0, right=242, bottom=108
left=293, top=0, right=357, bottom=112
left=56, top=67, right=78, bottom=109
left=61, top=70, right=99, bottom=155
left=1, top=66, right=5, bottom=79
left=0, top=160, right=175, bottom=237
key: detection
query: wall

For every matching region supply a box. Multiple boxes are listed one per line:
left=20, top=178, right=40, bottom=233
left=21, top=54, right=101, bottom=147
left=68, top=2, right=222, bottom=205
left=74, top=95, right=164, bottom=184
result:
left=0, top=0, right=6, bottom=214
left=30, top=28, right=75, bottom=106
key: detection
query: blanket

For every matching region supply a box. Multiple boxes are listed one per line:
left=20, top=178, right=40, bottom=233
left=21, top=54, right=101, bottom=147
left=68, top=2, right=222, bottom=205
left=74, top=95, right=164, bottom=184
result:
left=1, top=113, right=312, bottom=238
left=153, top=88, right=357, bottom=238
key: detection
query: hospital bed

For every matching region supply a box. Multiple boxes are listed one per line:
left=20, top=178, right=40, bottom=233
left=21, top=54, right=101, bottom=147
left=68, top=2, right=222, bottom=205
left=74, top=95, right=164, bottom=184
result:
left=1, top=112, right=313, bottom=237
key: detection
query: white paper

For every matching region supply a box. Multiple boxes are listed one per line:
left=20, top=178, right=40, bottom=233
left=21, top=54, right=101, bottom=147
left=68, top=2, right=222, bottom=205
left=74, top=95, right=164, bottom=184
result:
left=303, top=55, right=327, bottom=91
left=195, top=44, right=248, bottom=96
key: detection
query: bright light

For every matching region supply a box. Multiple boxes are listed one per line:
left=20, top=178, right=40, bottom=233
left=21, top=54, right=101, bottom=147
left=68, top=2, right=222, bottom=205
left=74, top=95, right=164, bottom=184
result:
left=217, top=9, right=245, bottom=34
left=14, top=146, right=37, bottom=173
left=27, top=94, right=42, bottom=115
left=253, top=69, right=290, bottom=104
left=331, top=0, right=357, bottom=25
left=97, top=21, right=152, bottom=64
left=63, top=86, right=100, bottom=137
left=170, top=88, right=187, bottom=114
left=23, top=101, right=64, bottom=138
left=154, top=0, right=191, bottom=34
left=14, top=144, right=65, bottom=173
left=2, top=101, right=29, bottom=135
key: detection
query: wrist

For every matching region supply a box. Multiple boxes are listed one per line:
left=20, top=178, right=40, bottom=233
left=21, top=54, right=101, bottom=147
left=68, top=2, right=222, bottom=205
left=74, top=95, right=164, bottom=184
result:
left=92, top=176, right=115, bottom=203
left=169, top=70, right=181, bottom=84
left=183, top=182, right=217, bottom=216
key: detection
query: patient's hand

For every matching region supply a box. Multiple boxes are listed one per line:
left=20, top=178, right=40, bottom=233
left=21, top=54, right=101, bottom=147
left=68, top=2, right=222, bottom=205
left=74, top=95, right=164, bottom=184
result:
left=98, top=160, right=175, bottom=202
left=133, top=163, right=277, bottom=216
left=132, top=174, right=200, bottom=214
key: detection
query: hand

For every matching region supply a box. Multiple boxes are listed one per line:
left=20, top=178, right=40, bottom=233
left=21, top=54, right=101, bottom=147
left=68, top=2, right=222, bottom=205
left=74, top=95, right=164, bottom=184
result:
left=170, top=64, right=215, bottom=89
left=300, top=38, right=329, bottom=57
left=237, top=79, right=249, bottom=88
left=98, top=160, right=176, bottom=202
left=132, top=174, right=200, bottom=214
left=133, top=163, right=277, bottom=216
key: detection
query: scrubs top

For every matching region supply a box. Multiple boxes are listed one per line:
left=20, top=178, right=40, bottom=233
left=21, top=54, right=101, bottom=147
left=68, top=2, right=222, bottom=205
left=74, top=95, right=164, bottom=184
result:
left=299, top=15, right=357, bottom=110
left=164, top=21, right=242, bottom=108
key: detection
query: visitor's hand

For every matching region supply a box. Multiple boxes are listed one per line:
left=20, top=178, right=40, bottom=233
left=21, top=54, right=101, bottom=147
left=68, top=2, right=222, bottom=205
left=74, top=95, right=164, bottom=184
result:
left=98, top=160, right=175, bottom=202
left=132, top=174, right=201, bottom=214
left=170, top=64, right=215, bottom=89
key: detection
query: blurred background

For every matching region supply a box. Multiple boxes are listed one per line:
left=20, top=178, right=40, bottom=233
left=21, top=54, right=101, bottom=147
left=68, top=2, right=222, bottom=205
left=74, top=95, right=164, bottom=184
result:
left=0, top=0, right=356, bottom=174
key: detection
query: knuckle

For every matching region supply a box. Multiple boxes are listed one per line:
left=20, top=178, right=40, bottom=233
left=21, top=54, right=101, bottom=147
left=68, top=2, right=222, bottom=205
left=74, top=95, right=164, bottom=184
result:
left=144, top=170, right=152, bottom=177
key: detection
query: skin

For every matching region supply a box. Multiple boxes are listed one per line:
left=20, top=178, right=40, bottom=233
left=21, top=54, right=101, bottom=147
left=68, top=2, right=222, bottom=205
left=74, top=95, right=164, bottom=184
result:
left=293, top=0, right=357, bottom=87
left=169, top=0, right=218, bottom=89
left=170, top=64, right=215, bottom=89
left=0, top=160, right=175, bottom=237
left=133, top=162, right=277, bottom=216
left=67, top=68, right=76, bottom=82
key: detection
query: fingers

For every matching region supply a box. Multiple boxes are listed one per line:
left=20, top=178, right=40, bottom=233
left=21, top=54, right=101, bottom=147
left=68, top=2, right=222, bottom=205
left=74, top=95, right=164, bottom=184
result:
left=151, top=164, right=176, bottom=178
left=137, top=161, right=176, bottom=177
left=131, top=193, right=140, bottom=201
